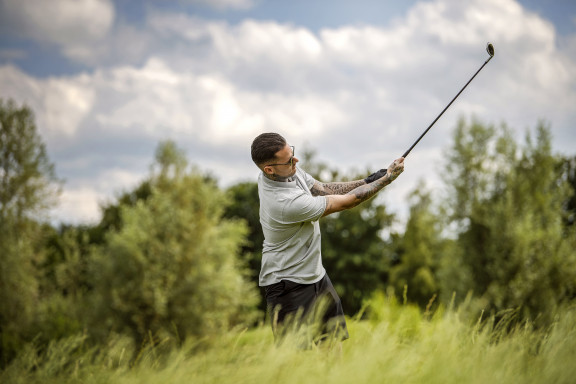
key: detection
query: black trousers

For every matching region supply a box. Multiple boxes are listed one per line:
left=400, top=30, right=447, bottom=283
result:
left=264, top=274, right=349, bottom=342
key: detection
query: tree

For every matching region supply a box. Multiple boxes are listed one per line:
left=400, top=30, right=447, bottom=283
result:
left=223, top=182, right=267, bottom=312
left=223, top=182, right=263, bottom=281
left=0, top=99, right=59, bottom=222
left=88, top=180, right=153, bottom=245
left=442, top=118, right=576, bottom=325
left=0, top=99, right=60, bottom=365
left=389, top=184, right=445, bottom=309
left=89, top=141, right=260, bottom=348
left=559, top=155, right=576, bottom=228
left=33, top=224, right=89, bottom=345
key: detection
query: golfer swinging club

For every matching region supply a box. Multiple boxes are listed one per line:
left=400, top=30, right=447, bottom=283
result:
left=251, top=133, right=405, bottom=343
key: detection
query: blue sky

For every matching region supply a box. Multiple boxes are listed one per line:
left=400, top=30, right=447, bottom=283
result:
left=3, top=1, right=575, bottom=76
left=1, top=0, right=575, bottom=224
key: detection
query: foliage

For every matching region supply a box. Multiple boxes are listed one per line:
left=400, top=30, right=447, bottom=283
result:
left=389, top=184, right=447, bottom=308
left=0, top=219, right=40, bottom=366
left=0, top=99, right=60, bottom=366
left=32, top=225, right=92, bottom=345
left=559, top=155, right=576, bottom=227
left=2, top=99, right=576, bottom=370
left=89, top=141, right=261, bottom=348
left=89, top=180, right=153, bottom=245
left=222, top=182, right=267, bottom=311
left=223, top=182, right=263, bottom=281
left=0, top=98, right=60, bottom=221
left=441, top=118, right=576, bottom=325
left=2, top=302, right=576, bottom=384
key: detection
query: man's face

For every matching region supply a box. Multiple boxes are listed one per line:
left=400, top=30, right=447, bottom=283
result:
left=264, top=144, right=298, bottom=178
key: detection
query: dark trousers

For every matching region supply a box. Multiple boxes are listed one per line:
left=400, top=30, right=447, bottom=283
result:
left=264, top=274, right=349, bottom=342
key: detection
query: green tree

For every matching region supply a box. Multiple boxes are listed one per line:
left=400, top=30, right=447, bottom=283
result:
left=33, top=225, right=89, bottom=345
left=0, top=99, right=59, bottom=221
left=559, top=155, right=576, bottom=228
left=0, top=99, right=60, bottom=365
left=88, top=180, right=153, bottom=245
left=90, top=141, right=260, bottom=348
left=441, top=118, right=512, bottom=297
left=389, top=184, right=445, bottom=309
left=223, top=182, right=267, bottom=312
left=442, top=118, right=576, bottom=325
left=223, top=182, right=263, bottom=281
left=0, top=99, right=58, bottom=364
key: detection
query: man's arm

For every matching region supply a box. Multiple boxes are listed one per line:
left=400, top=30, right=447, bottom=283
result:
left=310, top=168, right=388, bottom=196
left=321, top=158, right=404, bottom=217
left=310, top=179, right=366, bottom=196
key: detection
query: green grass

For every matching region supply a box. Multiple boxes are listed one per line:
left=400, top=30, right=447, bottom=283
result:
left=2, top=298, right=576, bottom=384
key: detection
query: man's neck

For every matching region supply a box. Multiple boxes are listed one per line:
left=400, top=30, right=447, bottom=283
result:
left=264, top=173, right=295, bottom=183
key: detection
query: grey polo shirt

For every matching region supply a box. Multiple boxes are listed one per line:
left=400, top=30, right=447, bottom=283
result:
left=257, top=167, right=327, bottom=286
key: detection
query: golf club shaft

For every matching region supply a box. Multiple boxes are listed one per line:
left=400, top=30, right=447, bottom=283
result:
left=401, top=53, right=494, bottom=159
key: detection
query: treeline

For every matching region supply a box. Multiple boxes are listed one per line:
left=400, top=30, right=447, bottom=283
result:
left=1, top=98, right=575, bottom=366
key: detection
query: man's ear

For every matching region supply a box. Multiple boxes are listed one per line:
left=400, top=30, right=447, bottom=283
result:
left=263, top=165, right=274, bottom=175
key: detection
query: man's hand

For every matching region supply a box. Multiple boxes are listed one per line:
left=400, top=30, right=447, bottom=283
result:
left=364, top=169, right=387, bottom=184
left=387, top=157, right=404, bottom=181
left=322, top=157, right=405, bottom=217
left=364, top=158, right=405, bottom=184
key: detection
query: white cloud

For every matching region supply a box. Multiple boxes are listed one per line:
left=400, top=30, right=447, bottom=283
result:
left=51, top=168, right=145, bottom=224
left=91, top=56, right=345, bottom=145
left=178, top=0, right=255, bottom=10
left=1, top=0, right=576, bottom=224
left=52, top=187, right=103, bottom=225
left=0, top=0, right=115, bottom=62
left=0, top=66, right=95, bottom=138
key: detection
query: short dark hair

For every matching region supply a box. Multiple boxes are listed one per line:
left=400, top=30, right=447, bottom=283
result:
left=251, top=133, right=286, bottom=167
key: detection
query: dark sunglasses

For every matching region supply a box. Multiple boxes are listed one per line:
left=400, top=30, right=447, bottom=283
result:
left=268, top=146, right=295, bottom=167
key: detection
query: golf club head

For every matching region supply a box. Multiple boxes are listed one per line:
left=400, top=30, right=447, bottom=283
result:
left=486, top=42, right=495, bottom=57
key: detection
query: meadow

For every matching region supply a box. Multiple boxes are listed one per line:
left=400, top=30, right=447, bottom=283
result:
left=2, top=295, right=575, bottom=384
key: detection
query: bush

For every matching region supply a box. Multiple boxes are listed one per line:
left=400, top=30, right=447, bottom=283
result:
left=89, top=154, right=261, bottom=348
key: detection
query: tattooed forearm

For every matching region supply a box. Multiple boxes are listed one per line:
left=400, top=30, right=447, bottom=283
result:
left=310, top=180, right=366, bottom=196
left=348, top=177, right=391, bottom=206
left=322, top=175, right=392, bottom=217
left=321, top=158, right=404, bottom=217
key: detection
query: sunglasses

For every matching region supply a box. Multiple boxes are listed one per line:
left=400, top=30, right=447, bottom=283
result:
left=268, top=146, right=295, bottom=167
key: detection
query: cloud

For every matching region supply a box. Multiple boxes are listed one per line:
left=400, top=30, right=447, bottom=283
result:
left=1, top=0, right=575, bottom=224
left=52, top=168, right=146, bottom=224
left=177, top=0, right=256, bottom=10
left=54, top=187, right=103, bottom=226
left=0, top=0, right=115, bottom=62
left=0, top=65, right=95, bottom=138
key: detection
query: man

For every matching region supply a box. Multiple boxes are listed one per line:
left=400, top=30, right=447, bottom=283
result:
left=250, top=132, right=404, bottom=343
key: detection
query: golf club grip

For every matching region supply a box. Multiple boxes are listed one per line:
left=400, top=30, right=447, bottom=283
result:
left=401, top=55, right=493, bottom=159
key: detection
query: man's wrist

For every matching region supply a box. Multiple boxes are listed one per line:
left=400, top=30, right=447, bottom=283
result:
left=364, top=169, right=387, bottom=184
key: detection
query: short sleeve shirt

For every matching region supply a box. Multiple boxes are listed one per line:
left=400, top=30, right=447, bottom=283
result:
left=257, top=167, right=327, bottom=286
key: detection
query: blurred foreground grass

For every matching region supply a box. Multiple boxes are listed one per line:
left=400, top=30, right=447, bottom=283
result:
left=2, top=294, right=575, bottom=384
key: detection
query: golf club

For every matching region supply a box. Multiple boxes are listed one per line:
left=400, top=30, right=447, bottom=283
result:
left=400, top=42, right=495, bottom=159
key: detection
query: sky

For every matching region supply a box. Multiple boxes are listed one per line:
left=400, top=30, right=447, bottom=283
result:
left=1, top=0, right=575, bottom=225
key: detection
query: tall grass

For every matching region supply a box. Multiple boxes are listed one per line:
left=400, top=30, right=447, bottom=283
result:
left=2, top=295, right=575, bottom=384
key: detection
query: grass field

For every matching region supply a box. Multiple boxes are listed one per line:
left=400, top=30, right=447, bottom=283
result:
left=2, top=297, right=575, bottom=384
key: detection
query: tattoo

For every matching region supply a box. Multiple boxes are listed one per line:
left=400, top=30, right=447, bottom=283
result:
left=310, top=180, right=366, bottom=196
left=320, top=159, right=404, bottom=216
left=349, top=176, right=392, bottom=206
left=310, top=184, right=329, bottom=196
